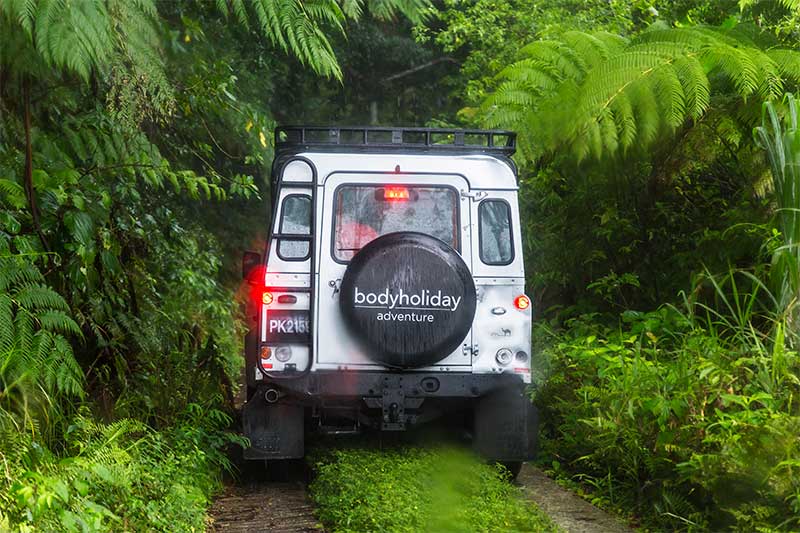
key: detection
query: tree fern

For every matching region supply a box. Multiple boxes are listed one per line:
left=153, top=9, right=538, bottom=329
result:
left=0, top=255, right=83, bottom=433
left=1, top=0, right=173, bottom=125
left=218, top=0, right=429, bottom=79
left=483, top=24, right=800, bottom=163
left=740, top=0, right=800, bottom=11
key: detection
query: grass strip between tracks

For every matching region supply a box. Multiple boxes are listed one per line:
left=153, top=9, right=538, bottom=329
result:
left=308, top=445, right=559, bottom=533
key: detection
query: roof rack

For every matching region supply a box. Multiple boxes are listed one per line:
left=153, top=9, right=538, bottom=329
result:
left=275, top=126, right=516, bottom=156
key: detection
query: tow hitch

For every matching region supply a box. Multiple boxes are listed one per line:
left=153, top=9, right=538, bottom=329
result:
left=362, top=375, right=424, bottom=430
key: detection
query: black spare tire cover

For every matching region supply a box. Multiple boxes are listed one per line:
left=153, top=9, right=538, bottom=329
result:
left=339, top=232, right=476, bottom=368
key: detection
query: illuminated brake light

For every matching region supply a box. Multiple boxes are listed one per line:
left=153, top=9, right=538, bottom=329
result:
left=384, top=187, right=409, bottom=201
left=514, top=295, right=530, bottom=310
left=262, top=291, right=274, bottom=305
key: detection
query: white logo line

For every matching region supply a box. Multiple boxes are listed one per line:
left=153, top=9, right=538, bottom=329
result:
left=355, top=304, right=448, bottom=311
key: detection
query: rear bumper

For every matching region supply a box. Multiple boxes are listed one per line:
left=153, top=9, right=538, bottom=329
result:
left=265, top=370, right=525, bottom=399
left=243, top=370, right=538, bottom=461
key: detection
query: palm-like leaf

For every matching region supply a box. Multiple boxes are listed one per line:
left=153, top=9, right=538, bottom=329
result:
left=754, top=94, right=800, bottom=322
left=483, top=24, right=800, bottom=164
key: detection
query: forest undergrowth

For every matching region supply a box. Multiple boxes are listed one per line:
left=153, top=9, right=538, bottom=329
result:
left=309, top=444, right=558, bottom=533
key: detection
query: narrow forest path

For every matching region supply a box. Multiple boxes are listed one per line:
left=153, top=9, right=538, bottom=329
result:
left=217, top=375, right=629, bottom=532
left=207, top=480, right=322, bottom=533
left=518, top=465, right=634, bottom=533
left=206, top=462, right=633, bottom=533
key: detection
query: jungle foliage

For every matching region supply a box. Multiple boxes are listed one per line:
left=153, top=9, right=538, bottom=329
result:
left=426, top=0, right=800, bottom=530
left=0, top=0, right=427, bottom=530
left=3, top=0, right=800, bottom=531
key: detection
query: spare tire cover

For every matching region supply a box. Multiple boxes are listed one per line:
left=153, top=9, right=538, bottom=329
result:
left=339, top=232, right=476, bottom=368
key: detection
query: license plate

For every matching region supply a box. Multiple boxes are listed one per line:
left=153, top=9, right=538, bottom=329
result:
left=265, top=310, right=310, bottom=343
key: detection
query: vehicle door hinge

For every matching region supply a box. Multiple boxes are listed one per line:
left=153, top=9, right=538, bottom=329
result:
left=328, top=278, right=341, bottom=297
left=460, top=190, right=487, bottom=201
left=463, top=343, right=479, bottom=357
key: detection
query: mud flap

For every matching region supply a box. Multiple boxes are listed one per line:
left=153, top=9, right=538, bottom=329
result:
left=242, top=396, right=304, bottom=460
left=473, top=384, right=538, bottom=462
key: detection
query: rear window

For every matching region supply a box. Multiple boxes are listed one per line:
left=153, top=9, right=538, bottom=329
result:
left=333, top=185, right=458, bottom=261
left=277, top=195, right=311, bottom=261
left=479, top=200, right=513, bottom=265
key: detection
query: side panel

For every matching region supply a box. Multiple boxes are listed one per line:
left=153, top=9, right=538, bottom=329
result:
left=469, top=190, right=531, bottom=382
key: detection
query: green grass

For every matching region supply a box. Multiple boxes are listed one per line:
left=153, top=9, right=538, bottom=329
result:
left=308, top=445, right=559, bottom=533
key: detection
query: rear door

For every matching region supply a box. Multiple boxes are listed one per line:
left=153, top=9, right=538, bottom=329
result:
left=468, top=191, right=530, bottom=381
left=315, top=172, right=473, bottom=369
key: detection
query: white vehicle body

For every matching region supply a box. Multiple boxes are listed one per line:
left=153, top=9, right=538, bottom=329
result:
left=242, top=127, right=537, bottom=469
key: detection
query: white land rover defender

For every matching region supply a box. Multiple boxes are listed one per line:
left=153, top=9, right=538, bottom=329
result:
left=241, top=127, right=537, bottom=475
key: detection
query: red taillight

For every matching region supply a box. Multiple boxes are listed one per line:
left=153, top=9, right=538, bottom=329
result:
left=384, top=187, right=409, bottom=201
left=514, top=295, right=530, bottom=310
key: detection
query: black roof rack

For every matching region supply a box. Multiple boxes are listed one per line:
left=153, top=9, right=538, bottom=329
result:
left=275, top=126, right=516, bottom=156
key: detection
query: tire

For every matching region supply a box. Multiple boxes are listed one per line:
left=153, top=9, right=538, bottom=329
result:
left=266, top=458, right=305, bottom=482
left=339, top=232, right=477, bottom=368
left=499, top=461, right=523, bottom=480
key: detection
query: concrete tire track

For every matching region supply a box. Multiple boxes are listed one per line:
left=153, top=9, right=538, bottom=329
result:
left=518, top=465, right=633, bottom=533
left=207, top=481, right=322, bottom=533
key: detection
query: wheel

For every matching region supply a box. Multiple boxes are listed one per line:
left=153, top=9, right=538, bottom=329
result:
left=499, top=461, right=523, bottom=480
left=266, top=458, right=305, bottom=482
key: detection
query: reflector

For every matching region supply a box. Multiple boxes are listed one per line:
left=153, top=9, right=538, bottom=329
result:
left=514, top=295, right=530, bottom=310
left=260, top=345, right=272, bottom=359
left=262, top=291, right=274, bottom=305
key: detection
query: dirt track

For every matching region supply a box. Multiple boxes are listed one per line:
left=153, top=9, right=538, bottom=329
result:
left=207, top=463, right=632, bottom=533
left=207, top=480, right=322, bottom=533
left=518, top=465, right=633, bottom=533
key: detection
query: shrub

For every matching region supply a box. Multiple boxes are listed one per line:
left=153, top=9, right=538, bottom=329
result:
left=534, top=299, right=800, bottom=531
left=0, top=403, right=240, bottom=532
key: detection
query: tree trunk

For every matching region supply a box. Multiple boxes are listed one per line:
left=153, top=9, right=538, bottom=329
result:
left=22, top=76, right=49, bottom=253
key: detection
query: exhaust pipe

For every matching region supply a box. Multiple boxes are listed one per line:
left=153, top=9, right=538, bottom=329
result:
left=264, top=388, right=280, bottom=403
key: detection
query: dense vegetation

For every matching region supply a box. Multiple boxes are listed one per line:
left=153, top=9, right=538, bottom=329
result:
left=310, top=445, right=557, bottom=532
left=0, top=0, right=426, bottom=530
left=3, top=0, right=800, bottom=531
left=445, top=1, right=800, bottom=530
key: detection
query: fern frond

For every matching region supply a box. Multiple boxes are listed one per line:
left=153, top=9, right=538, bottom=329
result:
left=484, top=24, right=800, bottom=162
left=740, top=0, right=800, bottom=11
left=0, top=294, right=13, bottom=353
left=14, top=285, right=70, bottom=312
left=365, top=0, right=430, bottom=24
left=0, top=179, right=27, bottom=209
left=37, top=310, right=81, bottom=336
left=14, top=311, right=34, bottom=354
left=0, top=257, right=44, bottom=292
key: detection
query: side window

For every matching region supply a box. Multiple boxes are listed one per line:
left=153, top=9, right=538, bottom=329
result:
left=277, top=195, right=311, bottom=261
left=479, top=200, right=513, bottom=265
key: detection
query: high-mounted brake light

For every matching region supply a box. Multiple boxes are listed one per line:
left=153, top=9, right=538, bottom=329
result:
left=384, top=186, right=409, bottom=201
left=514, top=295, right=530, bottom=310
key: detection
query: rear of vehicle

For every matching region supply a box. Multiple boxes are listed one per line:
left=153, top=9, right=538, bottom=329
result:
left=242, top=127, right=536, bottom=469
